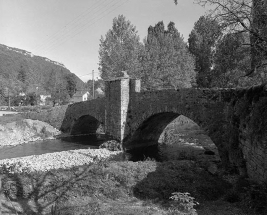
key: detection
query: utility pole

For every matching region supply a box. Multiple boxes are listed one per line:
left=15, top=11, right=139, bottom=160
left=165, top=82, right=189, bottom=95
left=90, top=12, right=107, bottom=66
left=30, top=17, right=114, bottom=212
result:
left=8, top=88, right=10, bottom=110
left=92, top=70, right=95, bottom=99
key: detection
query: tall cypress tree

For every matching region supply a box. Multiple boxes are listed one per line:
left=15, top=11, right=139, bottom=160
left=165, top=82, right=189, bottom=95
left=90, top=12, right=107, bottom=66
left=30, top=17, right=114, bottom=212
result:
left=188, top=16, right=222, bottom=88
left=141, top=21, right=196, bottom=90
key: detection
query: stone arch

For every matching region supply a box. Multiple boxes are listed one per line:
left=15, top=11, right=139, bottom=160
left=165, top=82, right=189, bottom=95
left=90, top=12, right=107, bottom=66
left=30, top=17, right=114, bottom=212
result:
left=124, top=110, right=208, bottom=150
left=70, top=115, right=102, bottom=135
left=60, top=98, right=105, bottom=134
left=123, top=110, right=221, bottom=162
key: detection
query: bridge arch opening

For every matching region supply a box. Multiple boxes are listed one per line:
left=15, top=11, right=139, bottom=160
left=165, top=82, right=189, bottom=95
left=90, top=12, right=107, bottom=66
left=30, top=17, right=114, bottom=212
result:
left=70, top=115, right=103, bottom=135
left=127, top=112, right=180, bottom=146
left=125, top=112, right=219, bottom=162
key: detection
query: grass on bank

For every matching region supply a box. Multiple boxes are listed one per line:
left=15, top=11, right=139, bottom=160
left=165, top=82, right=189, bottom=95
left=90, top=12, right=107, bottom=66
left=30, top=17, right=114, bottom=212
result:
left=1, top=159, right=266, bottom=215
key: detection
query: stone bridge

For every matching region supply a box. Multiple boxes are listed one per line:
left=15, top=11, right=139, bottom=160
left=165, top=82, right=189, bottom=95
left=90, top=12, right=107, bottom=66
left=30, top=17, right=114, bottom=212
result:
left=61, top=77, right=267, bottom=182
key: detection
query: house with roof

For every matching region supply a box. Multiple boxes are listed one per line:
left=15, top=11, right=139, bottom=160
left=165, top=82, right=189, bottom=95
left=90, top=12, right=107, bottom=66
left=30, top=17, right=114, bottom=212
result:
left=70, top=91, right=91, bottom=103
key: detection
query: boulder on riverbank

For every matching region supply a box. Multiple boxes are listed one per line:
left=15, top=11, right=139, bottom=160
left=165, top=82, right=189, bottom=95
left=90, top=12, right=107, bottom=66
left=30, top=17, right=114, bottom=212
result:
left=99, top=140, right=122, bottom=151
left=0, top=119, right=60, bottom=147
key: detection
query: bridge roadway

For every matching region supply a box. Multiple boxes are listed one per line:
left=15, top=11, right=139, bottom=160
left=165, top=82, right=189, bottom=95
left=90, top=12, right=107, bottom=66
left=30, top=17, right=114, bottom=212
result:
left=61, top=77, right=267, bottom=182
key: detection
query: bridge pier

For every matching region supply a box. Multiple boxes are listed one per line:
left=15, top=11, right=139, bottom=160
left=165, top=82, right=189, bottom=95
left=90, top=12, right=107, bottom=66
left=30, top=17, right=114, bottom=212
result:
left=104, top=77, right=140, bottom=142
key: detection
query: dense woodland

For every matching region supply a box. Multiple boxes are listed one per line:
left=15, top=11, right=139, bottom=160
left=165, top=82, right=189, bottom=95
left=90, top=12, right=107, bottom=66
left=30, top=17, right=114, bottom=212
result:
left=0, top=44, right=85, bottom=106
left=99, top=0, right=267, bottom=90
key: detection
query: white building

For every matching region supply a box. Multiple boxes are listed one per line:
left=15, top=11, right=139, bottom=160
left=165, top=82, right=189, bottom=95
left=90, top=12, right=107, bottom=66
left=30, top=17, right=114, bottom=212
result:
left=70, top=91, right=91, bottom=103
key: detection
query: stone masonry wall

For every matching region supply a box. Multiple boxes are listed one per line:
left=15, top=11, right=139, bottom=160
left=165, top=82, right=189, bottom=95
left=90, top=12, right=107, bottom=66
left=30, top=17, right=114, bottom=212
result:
left=120, top=78, right=130, bottom=141
left=105, top=79, right=122, bottom=140
left=60, top=98, right=105, bottom=133
left=124, top=88, right=229, bottom=165
left=105, top=78, right=140, bottom=141
left=222, top=86, right=267, bottom=181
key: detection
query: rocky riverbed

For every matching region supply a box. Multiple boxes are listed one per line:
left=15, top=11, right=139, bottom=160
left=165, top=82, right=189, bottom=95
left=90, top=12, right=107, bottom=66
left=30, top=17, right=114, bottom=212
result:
left=0, top=119, right=60, bottom=147
left=0, top=148, right=124, bottom=173
left=0, top=117, right=124, bottom=173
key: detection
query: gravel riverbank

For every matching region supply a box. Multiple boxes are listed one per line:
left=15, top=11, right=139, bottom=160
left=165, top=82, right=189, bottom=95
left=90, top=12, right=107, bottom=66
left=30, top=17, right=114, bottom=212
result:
left=0, top=117, right=124, bottom=173
left=0, top=148, right=124, bottom=173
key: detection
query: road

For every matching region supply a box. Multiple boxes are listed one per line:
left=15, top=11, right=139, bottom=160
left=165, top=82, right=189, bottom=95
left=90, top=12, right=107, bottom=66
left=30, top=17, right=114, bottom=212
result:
left=0, top=111, right=19, bottom=116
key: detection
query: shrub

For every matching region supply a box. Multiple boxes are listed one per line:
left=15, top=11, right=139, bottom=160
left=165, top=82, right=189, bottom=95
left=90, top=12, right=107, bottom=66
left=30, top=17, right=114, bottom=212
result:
left=169, top=192, right=198, bottom=215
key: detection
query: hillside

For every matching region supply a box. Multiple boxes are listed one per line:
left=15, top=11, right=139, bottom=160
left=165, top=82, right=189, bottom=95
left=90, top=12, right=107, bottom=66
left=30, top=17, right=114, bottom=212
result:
left=0, top=44, right=85, bottom=95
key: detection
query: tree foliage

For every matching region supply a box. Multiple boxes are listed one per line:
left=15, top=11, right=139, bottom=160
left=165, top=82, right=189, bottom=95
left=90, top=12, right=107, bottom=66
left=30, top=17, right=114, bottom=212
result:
left=50, top=83, right=70, bottom=106
left=188, top=16, right=222, bottom=87
left=44, top=71, right=76, bottom=104
left=141, top=21, right=196, bottom=89
left=85, top=79, right=105, bottom=98
left=212, top=32, right=256, bottom=87
left=45, top=69, right=57, bottom=93
left=65, top=73, right=77, bottom=98
left=174, top=0, right=267, bottom=86
left=99, top=15, right=142, bottom=80
left=25, top=92, right=40, bottom=106
left=17, top=66, right=27, bottom=83
left=176, top=0, right=267, bottom=79
left=0, top=44, right=85, bottom=99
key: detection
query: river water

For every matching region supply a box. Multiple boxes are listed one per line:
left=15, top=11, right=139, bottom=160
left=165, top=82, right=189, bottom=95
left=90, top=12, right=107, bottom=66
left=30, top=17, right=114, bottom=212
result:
left=0, top=135, right=109, bottom=160
left=0, top=125, right=219, bottom=162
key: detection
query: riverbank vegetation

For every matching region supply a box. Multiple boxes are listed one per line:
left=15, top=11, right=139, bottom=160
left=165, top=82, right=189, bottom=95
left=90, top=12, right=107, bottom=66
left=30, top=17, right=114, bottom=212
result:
left=1, top=158, right=266, bottom=215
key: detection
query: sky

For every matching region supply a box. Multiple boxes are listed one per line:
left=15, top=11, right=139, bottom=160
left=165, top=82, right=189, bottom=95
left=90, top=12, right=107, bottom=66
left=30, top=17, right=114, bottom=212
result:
left=0, top=0, right=210, bottom=82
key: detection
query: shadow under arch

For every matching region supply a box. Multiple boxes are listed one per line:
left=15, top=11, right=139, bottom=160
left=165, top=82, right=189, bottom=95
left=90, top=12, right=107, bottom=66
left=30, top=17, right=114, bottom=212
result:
left=124, top=112, right=219, bottom=162
left=70, top=115, right=102, bottom=135
left=125, top=112, right=181, bottom=148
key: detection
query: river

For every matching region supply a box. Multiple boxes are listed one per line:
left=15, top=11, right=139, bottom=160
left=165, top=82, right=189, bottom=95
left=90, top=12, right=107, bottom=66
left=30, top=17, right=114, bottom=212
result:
left=0, top=134, right=110, bottom=160
left=0, top=125, right=219, bottom=162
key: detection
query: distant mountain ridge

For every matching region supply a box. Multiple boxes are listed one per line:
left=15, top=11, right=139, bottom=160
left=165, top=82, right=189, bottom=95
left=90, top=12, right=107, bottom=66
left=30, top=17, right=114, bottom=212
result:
left=3, top=44, right=66, bottom=68
left=0, top=44, right=85, bottom=95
